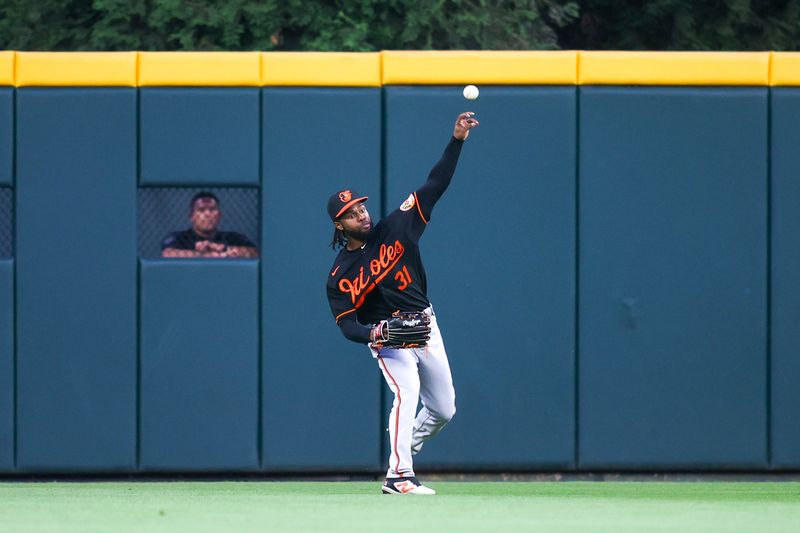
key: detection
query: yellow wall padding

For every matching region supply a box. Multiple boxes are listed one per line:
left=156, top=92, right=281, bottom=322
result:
left=770, top=52, right=800, bottom=86
left=6, top=50, right=800, bottom=87
left=15, top=52, right=137, bottom=87
left=579, top=51, right=770, bottom=85
left=0, top=52, right=13, bottom=85
left=139, top=52, right=261, bottom=86
left=262, top=52, right=381, bottom=86
left=381, top=51, right=578, bottom=85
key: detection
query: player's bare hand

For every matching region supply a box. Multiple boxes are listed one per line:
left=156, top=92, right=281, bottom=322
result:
left=453, top=112, right=479, bottom=141
left=195, top=240, right=211, bottom=252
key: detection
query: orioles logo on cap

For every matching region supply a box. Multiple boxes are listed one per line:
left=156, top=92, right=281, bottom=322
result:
left=339, top=190, right=352, bottom=203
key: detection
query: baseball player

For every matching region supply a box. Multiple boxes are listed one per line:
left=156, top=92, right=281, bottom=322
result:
left=325, top=112, right=479, bottom=495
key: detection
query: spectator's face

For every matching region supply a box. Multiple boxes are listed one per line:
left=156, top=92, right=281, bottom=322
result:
left=191, top=197, right=221, bottom=235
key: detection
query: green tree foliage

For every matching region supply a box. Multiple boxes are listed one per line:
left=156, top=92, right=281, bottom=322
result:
left=0, top=0, right=283, bottom=50
left=3, top=0, right=798, bottom=51
left=276, top=0, right=579, bottom=50
left=0, top=0, right=579, bottom=51
left=559, top=0, right=800, bottom=51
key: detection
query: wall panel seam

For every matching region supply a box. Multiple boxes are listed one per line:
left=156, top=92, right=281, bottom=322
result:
left=258, top=88, right=264, bottom=470
left=573, top=85, right=581, bottom=470
left=12, top=86, right=17, bottom=471
left=766, top=88, right=773, bottom=467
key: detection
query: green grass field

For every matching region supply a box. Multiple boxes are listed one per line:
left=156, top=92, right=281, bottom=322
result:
left=1, top=481, right=799, bottom=532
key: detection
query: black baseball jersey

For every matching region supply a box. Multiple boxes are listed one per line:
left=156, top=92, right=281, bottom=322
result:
left=161, top=229, right=256, bottom=251
left=326, top=137, right=463, bottom=343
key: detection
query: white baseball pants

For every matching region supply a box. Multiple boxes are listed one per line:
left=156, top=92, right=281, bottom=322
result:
left=370, top=306, right=456, bottom=478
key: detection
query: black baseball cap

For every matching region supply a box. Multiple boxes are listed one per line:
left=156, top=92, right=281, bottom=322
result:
left=327, top=189, right=368, bottom=221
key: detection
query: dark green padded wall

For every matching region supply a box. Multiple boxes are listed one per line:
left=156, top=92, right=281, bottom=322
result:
left=0, top=260, right=12, bottom=470
left=16, top=89, right=136, bottom=471
left=384, top=87, right=577, bottom=469
left=579, top=87, right=768, bottom=468
left=0, top=88, right=11, bottom=186
left=1, top=82, right=790, bottom=473
left=770, top=88, right=800, bottom=468
left=261, top=88, right=382, bottom=471
left=140, top=260, right=259, bottom=471
left=140, top=88, right=260, bottom=186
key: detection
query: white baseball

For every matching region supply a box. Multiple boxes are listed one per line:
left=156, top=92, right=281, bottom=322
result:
left=462, top=85, right=479, bottom=100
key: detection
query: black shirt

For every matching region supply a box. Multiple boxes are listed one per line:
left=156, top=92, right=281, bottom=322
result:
left=326, top=136, right=463, bottom=343
left=161, top=229, right=256, bottom=251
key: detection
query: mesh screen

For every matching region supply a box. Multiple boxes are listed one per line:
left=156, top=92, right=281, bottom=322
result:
left=0, top=188, right=11, bottom=259
left=138, top=187, right=259, bottom=258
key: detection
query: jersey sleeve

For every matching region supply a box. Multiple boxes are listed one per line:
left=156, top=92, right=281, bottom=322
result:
left=388, top=193, right=429, bottom=242
left=414, top=136, right=464, bottom=222
left=327, top=280, right=358, bottom=324
left=327, top=279, right=373, bottom=344
left=386, top=136, right=464, bottom=241
left=338, top=318, right=372, bottom=344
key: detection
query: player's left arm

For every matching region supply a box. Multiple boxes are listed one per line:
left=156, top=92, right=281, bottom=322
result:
left=328, top=289, right=383, bottom=345
left=414, top=112, right=479, bottom=222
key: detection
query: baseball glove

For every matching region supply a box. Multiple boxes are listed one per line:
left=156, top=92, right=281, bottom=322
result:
left=371, top=311, right=431, bottom=349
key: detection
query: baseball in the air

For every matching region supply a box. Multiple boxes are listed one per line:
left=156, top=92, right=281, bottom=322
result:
left=463, top=84, right=479, bottom=100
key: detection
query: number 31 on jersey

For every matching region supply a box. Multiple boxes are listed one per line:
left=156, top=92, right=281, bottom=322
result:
left=395, top=265, right=413, bottom=290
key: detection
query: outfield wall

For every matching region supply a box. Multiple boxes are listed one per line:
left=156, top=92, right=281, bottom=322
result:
left=0, top=51, right=798, bottom=473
